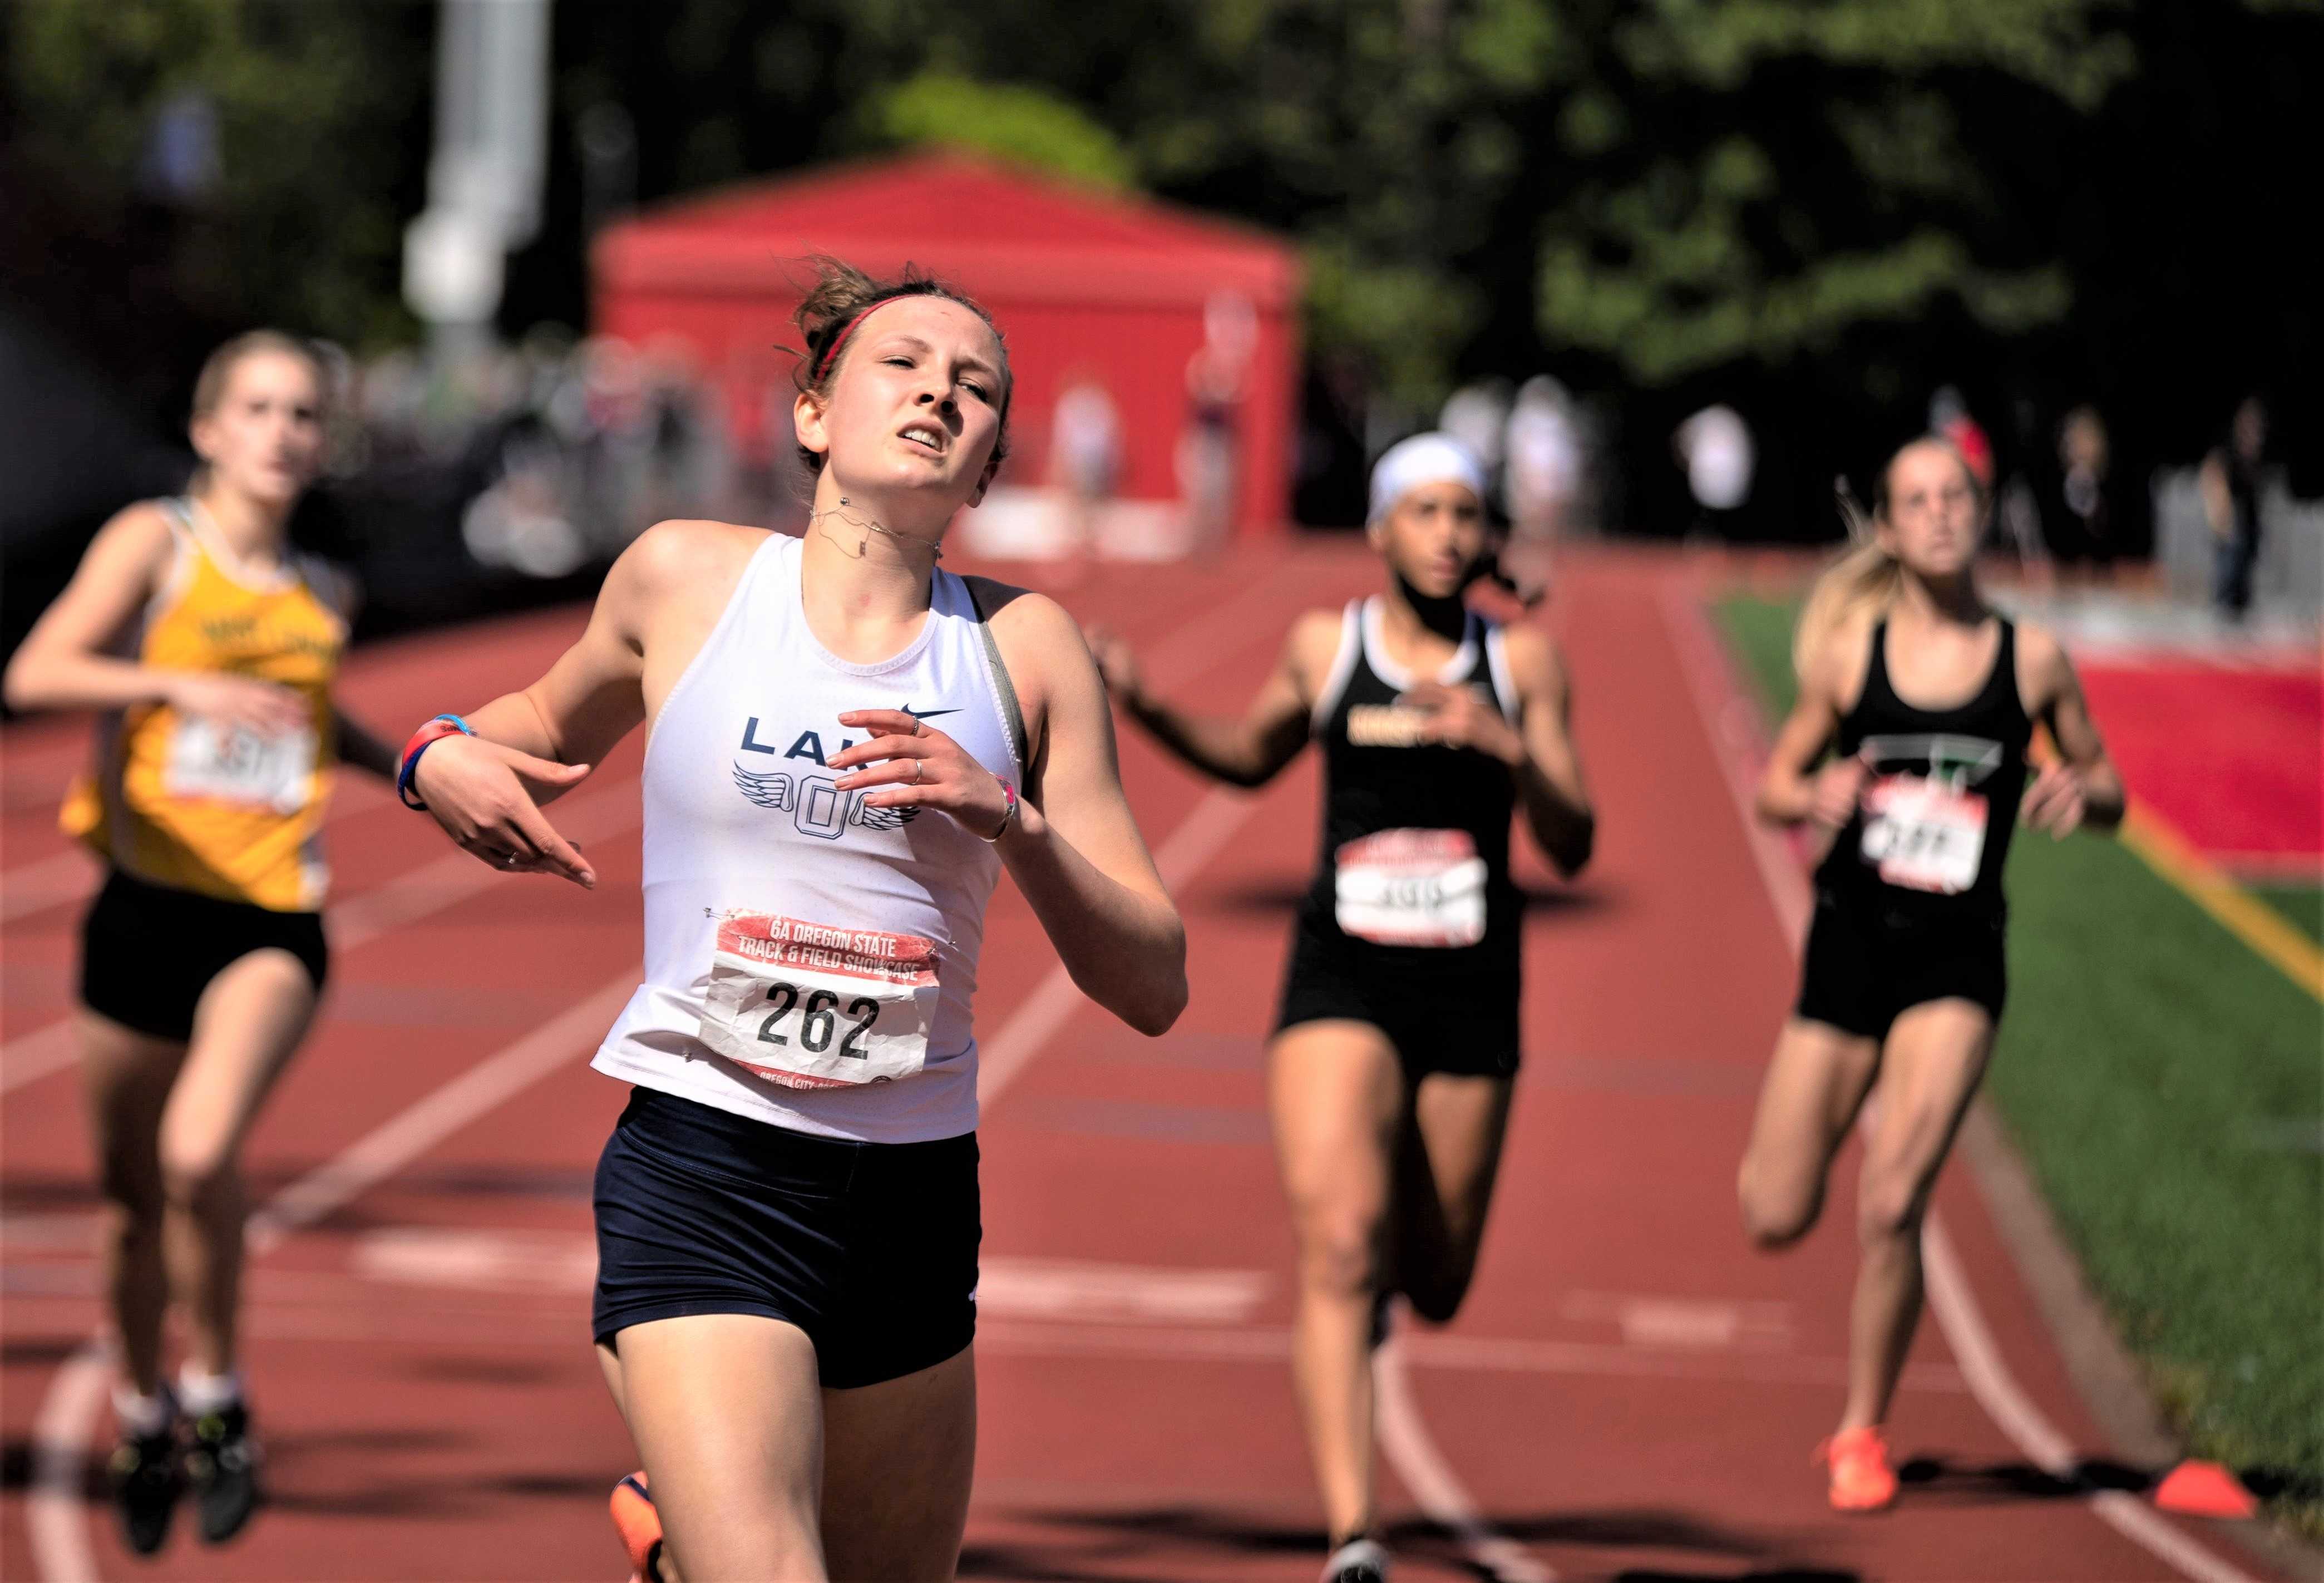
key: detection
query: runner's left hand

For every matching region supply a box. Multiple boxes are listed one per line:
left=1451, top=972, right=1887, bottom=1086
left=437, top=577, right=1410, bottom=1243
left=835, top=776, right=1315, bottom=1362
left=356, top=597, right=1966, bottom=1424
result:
left=1403, top=680, right=1523, bottom=765
left=2021, top=762, right=2086, bottom=838
left=832, top=709, right=1011, bottom=840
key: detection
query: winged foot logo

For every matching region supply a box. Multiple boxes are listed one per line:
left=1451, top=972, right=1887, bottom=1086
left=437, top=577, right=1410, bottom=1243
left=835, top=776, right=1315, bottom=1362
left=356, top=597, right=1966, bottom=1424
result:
left=732, top=714, right=926, bottom=837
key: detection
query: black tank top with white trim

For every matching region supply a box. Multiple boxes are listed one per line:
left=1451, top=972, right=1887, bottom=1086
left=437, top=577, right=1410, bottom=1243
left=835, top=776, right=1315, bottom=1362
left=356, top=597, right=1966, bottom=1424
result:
left=1302, top=598, right=1521, bottom=973
left=1815, top=617, right=2032, bottom=920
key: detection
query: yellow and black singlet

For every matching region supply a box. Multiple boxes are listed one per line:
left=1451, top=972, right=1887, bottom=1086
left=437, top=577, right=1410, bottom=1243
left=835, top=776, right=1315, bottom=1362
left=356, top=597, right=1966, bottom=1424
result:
left=61, top=499, right=347, bottom=911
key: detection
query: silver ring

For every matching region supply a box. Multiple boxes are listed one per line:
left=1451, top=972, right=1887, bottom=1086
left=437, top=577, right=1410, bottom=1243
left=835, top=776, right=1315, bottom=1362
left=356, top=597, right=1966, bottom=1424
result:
left=502, top=850, right=517, bottom=867
left=911, top=759, right=924, bottom=783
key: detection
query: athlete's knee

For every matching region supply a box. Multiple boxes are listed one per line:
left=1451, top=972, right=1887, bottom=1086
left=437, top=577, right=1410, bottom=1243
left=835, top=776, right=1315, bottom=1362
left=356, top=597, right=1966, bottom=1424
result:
left=96, top=1194, right=164, bottom=1254
left=1293, top=1207, right=1388, bottom=1299
left=1855, top=1170, right=1928, bottom=1247
left=1737, top=1161, right=1818, bottom=1250
left=159, top=1141, right=239, bottom=1215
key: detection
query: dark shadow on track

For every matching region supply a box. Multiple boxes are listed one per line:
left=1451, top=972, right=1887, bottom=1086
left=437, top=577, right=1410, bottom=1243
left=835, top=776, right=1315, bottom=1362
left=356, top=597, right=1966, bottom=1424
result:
left=1896, top=1453, right=2154, bottom=1501
left=979, top=1505, right=1843, bottom=1583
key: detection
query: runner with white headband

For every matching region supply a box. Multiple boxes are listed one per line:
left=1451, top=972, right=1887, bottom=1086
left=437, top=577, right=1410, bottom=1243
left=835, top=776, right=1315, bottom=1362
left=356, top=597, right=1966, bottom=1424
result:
left=401, top=259, right=1186, bottom=1581
left=1089, top=432, right=1595, bottom=1583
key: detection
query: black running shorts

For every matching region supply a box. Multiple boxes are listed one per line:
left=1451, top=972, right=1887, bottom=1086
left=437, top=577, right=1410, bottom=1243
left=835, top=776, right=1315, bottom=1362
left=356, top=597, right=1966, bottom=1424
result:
left=1794, top=891, right=2007, bottom=1042
left=592, top=1086, right=980, bottom=1389
left=1272, top=908, right=1521, bottom=1080
left=79, top=867, right=329, bottom=1042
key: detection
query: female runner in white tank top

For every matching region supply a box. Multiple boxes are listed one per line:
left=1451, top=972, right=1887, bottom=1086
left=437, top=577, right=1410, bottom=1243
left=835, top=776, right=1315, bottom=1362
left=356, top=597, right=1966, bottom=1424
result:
left=402, top=264, right=1186, bottom=1581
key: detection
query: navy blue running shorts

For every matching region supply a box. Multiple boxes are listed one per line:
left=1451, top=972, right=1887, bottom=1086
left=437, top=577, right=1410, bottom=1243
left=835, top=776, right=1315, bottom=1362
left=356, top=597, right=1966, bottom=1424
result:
left=592, top=1086, right=979, bottom=1389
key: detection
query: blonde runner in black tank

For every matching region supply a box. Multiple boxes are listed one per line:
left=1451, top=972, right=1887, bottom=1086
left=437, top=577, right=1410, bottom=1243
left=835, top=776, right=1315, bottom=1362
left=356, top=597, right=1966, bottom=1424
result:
left=1275, top=596, right=1523, bottom=1078
left=1796, top=615, right=2031, bottom=1040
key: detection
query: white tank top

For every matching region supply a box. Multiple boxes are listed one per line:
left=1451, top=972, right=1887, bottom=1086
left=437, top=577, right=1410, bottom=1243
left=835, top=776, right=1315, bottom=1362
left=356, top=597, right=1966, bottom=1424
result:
left=592, top=531, right=1027, bottom=1143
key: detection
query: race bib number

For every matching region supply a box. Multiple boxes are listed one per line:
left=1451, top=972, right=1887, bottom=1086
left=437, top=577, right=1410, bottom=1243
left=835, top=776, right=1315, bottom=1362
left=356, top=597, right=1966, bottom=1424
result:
left=1334, top=828, right=1488, bottom=948
left=1861, top=775, right=1986, bottom=895
left=697, top=913, right=941, bottom=1089
left=162, top=719, right=316, bottom=815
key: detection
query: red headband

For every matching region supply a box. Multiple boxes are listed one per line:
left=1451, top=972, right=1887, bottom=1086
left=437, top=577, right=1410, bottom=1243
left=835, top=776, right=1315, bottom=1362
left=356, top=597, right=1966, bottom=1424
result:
left=814, top=297, right=907, bottom=382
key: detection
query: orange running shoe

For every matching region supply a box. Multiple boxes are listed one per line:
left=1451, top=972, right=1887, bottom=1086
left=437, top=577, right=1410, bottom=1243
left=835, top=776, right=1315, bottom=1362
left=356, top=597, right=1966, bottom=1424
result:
left=610, top=1472, right=664, bottom=1582
left=1817, top=1426, right=1897, bottom=1512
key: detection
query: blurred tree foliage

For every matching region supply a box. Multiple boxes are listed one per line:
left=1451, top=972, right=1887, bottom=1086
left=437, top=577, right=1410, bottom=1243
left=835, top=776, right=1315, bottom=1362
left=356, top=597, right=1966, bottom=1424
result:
left=7, top=0, right=2313, bottom=526
left=4, top=0, right=431, bottom=353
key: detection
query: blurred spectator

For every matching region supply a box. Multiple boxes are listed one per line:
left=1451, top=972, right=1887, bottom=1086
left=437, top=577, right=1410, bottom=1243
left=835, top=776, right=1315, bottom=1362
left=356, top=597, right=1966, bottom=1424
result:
left=1672, top=402, right=1754, bottom=537
left=1049, top=368, right=1122, bottom=573
left=2052, top=405, right=2116, bottom=577
left=1929, top=386, right=1995, bottom=489
left=1506, top=376, right=1582, bottom=543
left=1178, top=290, right=1255, bottom=548
left=1439, top=378, right=1513, bottom=505
left=2200, top=395, right=2268, bottom=619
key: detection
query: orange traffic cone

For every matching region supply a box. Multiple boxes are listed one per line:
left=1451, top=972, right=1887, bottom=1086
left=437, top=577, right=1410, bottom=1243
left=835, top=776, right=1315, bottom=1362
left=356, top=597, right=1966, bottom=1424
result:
left=2153, top=1460, right=2258, bottom=1519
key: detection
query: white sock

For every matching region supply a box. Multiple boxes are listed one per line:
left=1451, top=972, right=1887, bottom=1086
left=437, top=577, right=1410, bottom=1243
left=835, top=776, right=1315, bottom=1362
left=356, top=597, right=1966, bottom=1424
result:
left=112, top=1384, right=174, bottom=1438
left=175, top=1364, right=243, bottom=1417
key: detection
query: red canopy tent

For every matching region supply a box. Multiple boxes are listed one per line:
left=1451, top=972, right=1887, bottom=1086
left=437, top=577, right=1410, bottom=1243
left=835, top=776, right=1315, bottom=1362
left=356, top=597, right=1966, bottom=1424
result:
left=592, top=152, right=1304, bottom=539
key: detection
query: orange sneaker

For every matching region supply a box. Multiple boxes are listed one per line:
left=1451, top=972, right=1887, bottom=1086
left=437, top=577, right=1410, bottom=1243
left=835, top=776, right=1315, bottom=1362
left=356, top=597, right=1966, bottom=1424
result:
left=1816, top=1426, right=1897, bottom=1512
left=610, top=1472, right=664, bottom=1582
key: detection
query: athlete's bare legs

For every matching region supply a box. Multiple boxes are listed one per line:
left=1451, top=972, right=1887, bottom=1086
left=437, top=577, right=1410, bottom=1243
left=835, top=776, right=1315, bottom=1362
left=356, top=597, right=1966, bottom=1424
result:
left=1841, top=1000, right=1992, bottom=1431
left=1270, top=1020, right=1402, bottom=1543
left=162, top=948, right=316, bottom=1376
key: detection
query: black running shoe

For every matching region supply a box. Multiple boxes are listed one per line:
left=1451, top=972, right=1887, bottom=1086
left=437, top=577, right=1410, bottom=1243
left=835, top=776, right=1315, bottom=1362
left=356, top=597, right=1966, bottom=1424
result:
left=185, top=1402, right=261, bottom=1544
left=1322, top=1537, right=1392, bottom=1583
left=108, top=1426, right=181, bottom=1556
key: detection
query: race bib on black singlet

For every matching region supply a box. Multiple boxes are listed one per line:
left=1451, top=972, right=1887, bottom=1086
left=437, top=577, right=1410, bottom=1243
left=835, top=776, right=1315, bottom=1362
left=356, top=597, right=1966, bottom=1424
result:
left=1859, top=776, right=1985, bottom=895
left=1333, top=829, right=1488, bottom=948
left=162, top=719, right=316, bottom=815
left=696, top=912, right=940, bottom=1088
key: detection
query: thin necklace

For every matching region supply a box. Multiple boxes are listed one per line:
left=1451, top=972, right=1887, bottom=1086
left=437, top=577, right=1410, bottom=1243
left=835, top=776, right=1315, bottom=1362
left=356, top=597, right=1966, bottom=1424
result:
left=812, top=496, right=943, bottom=562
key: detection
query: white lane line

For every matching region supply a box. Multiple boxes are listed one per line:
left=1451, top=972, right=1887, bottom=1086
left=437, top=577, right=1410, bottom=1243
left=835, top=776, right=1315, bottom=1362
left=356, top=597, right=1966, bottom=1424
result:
left=27, top=974, right=643, bottom=1583
left=0, top=779, right=640, bottom=1095
left=1, top=848, right=100, bottom=925
left=1375, top=1332, right=1557, bottom=1583
left=1656, top=576, right=2260, bottom=1583
left=2, top=782, right=398, bottom=924
left=978, top=785, right=1259, bottom=1104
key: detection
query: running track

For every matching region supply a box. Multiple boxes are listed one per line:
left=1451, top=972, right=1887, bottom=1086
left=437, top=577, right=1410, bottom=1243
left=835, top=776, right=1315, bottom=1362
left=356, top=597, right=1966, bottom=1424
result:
left=0, top=541, right=2288, bottom=1581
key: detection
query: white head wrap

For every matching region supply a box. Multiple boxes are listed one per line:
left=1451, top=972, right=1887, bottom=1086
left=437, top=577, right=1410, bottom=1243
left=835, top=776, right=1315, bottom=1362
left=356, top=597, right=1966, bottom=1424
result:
left=1368, top=432, right=1487, bottom=526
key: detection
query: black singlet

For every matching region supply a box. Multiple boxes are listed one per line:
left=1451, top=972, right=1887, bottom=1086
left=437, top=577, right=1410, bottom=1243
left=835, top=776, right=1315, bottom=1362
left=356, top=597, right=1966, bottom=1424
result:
left=1814, top=617, right=2033, bottom=921
left=1300, top=598, right=1521, bottom=973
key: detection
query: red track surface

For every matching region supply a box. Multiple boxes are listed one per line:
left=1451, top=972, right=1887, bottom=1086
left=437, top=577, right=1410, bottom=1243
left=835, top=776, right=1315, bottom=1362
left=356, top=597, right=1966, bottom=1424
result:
left=2076, top=663, right=2322, bottom=871
left=0, top=542, right=2287, bottom=1581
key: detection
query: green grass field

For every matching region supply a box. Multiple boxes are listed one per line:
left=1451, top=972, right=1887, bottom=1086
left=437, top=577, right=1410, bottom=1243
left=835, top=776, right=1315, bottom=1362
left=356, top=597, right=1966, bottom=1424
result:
left=1715, top=594, right=2324, bottom=1526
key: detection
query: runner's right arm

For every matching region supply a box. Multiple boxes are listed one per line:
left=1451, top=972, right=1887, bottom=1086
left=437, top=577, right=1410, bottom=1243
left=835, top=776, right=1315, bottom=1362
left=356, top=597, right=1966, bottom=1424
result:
left=1086, top=610, right=1335, bottom=788
left=3, top=504, right=303, bottom=733
left=1755, top=630, right=1864, bottom=831
left=407, top=522, right=717, bottom=886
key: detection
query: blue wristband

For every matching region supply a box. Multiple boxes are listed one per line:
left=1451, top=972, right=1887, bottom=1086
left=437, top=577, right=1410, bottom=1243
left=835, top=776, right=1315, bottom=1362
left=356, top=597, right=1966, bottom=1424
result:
left=396, top=713, right=475, bottom=811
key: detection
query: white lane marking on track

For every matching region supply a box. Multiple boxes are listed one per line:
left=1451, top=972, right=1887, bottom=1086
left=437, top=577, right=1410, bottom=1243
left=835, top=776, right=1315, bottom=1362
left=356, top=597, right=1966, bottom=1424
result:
left=1375, top=1331, right=1557, bottom=1583
left=976, top=783, right=1257, bottom=1104
left=1, top=847, right=101, bottom=924
left=1, top=782, right=399, bottom=924
left=1656, top=577, right=2261, bottom=1583
left=27, top=976, right=642, bottom=1583
left=0, top=780, right=640, bottom=1095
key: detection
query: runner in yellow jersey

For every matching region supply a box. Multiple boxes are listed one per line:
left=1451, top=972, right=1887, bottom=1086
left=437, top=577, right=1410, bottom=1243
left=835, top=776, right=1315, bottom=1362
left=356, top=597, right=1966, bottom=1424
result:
left=4, top=331, right=398, bottom=1555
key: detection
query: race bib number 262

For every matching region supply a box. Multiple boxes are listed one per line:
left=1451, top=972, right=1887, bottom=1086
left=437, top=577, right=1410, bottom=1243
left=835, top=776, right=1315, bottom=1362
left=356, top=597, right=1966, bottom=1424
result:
left=697, top=913, right=941, bottom=1089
